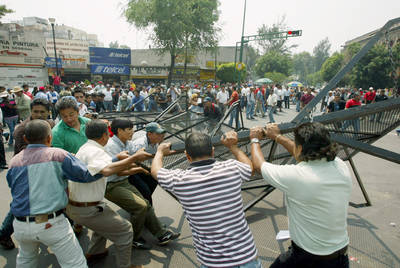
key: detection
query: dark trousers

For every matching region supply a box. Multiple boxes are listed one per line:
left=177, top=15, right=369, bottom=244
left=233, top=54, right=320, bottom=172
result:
left=128, top=173, right=158, bottom=206
left=270, top=241, right=349, bottom=268
left=284, top=96, right=290, bottom=108
left=0, top=209, right=14, bottom=238
left=0, top=136, right=6, bottom=165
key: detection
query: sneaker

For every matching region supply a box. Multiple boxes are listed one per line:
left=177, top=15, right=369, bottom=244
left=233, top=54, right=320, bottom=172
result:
left=0, top=236, right=15, bottom=250
left=132, top=239, right=152, bottom=250
left=158, top=230, right=180, bottom=246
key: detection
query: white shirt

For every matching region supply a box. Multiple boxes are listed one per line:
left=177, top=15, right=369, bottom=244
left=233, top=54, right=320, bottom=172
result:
left=261, top=157, right=352, bottom=255
left=216, top=90, right=229, bottom=104
left=283, top=88, right=290, bottom=97
left=267, top=93, right=277, bottom=106
left=69, top=140, right=111, bottom=202
left=167, top=87, right=181, bottom=101
left=241, top=87, right=250, bottom=97
left=78, top=103, right=88, bottom=117
left=276, top=89, right=284, bottom=100
left=103, top=90, right=113, bottom=101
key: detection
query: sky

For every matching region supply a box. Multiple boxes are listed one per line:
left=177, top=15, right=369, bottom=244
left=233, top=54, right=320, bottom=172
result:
left=2, top=0, right=400, bottom=55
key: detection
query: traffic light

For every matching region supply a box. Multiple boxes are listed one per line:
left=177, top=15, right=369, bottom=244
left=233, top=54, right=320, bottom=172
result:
left=287, top=30, right=301, bottom=36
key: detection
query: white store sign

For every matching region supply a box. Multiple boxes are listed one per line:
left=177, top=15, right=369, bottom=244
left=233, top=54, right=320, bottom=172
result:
left=0, top=67, right=48, bottom=88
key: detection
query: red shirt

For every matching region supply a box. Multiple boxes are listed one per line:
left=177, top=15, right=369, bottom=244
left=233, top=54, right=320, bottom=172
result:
left=345, top=99, right=361, bottom=109
left=24, top=91, right=33, bottom=100
left=364, top=91, right=376, bottom=102
left=229, top=90, right=239, bottom=106
left=300, top=93, right=314, bottom=105
left=53, top=75, right=61, bottom=86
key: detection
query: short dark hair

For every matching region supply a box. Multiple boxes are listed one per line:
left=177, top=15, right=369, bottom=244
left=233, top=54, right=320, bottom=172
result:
left=73, top=88, right=84, bottom=96
left=22, top=84, right=29, bottom=89
left=111, top=118, right=133, bottom=136
left=294, top=122, right=337, bottom=162
left=85, top=120, right=108, bottom=140
left=185, top=132, right=213, bottom=159
left=24, top=119, right=51, bottom=144
left=30, top=98, right=51, bottom=111
left=55, top=97, right=79, bottom=113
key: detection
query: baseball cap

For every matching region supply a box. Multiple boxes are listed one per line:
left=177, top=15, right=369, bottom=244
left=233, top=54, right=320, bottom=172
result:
left=146, top=122, right=166, bottom=134
left=204, top=97, right=212, bottom=103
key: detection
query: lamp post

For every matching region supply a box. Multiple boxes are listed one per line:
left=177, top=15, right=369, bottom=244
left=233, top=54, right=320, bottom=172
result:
left=48, top=18, right=59, bottom=77
left=237, top=0, right=247, bottom=87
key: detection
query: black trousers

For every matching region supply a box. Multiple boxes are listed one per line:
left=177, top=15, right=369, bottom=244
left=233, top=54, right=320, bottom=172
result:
left=270, top=241, right=349, bottom=268
left=0, top=136, right=6, bottom=165
left=128, top=173, right=158, bottom=205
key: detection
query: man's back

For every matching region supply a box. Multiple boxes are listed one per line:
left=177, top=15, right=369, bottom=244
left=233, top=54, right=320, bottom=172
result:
left=157, top=159, right=257, bottom=267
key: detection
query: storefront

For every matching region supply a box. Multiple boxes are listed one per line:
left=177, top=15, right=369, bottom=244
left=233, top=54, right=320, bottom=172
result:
left=131, top=66, right=168, bottom=84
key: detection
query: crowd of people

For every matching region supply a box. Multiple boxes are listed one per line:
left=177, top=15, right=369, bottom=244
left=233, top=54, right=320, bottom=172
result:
left=0, top=79, right=395, bottom=268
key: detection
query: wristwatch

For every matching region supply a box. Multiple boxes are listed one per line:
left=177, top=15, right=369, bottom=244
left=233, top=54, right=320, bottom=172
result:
left=251, top=138, right=260, bottom=144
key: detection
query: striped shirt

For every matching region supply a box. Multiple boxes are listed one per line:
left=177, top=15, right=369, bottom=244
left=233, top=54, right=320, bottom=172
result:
left=158, top=158, right=257, bottom=267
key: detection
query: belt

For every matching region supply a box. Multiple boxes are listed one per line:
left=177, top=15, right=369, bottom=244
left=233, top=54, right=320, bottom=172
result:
left=292, top=242, right=348, bottom=261
left=68, top=200, right=101, bottom=207
left=15, top=209, right=64, bottom=223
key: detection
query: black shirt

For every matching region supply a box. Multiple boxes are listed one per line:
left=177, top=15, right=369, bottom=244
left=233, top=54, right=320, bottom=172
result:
left=204, top=103, right=223, bottom=120
left=327, top=100, right=346, bottom=112
left=375, top=94, right=388, bottom=102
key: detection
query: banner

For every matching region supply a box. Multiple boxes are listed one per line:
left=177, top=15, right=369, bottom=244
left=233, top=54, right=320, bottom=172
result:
left=89, top=47, right=131, bottom=65
left=0, top=67, right=48, bottom=88
left=90, top=64, right=130, bottom=75
left=0, top=39, right=43, bottom=67
left=44, top=57, right=63, bottom=68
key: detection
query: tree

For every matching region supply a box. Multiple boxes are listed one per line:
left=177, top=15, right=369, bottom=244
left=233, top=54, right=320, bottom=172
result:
left=125, top=0, right=220, bottom=86
left=109, top=41, right=119, bottom=48
left=254, top=51, right=292, bottom=77
left=216, top=62, right=246, bottom=83
left=244, top=45, right=259, bottom=81
left=256, top=15, right=298, bottom=54
left=120, top=44, right=131, bottom=49
left=320, top=52, right=344, bottom=82
left=313, top=38, right=331, bottom=72
left=0, top=5, right=13, bottom=22
left=292, top=52, right=314, bottom=82
left=305, top=71, right=323, bottom=87
left=350, top=44, right=395, bottom=89
left=264, top=72, right=287, bottom=84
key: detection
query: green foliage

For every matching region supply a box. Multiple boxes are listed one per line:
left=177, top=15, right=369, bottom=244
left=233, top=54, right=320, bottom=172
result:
left=350, top=44, right=395, bottom=89
left=125, top=0, right=220, bottom=85
left=320, top=52, right=344, bottom=82
left=313, top=38, right=331, bottom=72
left=292, top=52, right=314, bottom=82
left=264, top=72, right=287, bottom=84
left=257, top=15, right=298, bottom=54
left=0, top=5, right=13, bottom=22
left=306, top=71, right=323, bottom=87
left=254, top=51, right=292, bottom=77
left=109, top=41, right=119, bottom=48
left=216, top=62, right=246, bottom=83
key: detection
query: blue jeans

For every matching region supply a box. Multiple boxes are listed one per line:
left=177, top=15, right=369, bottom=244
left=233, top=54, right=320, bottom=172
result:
left=103, top=101, right=113, bottom=112
left=246, top=101, right=255, bottom=119
left=201, top=259, right=262, bottom=268
left=4, top=115, right=18, bottom=145
left=341, top=119, right=360, bottom=138
left=296, top=100, right=300, bottom=112
left=0, top=209, right=14, bottom=238
left=268, top=106, right=276, bottom=123
left=148, top=99, right=158, bottom=112
left=228, top=106, right=241, bottom=128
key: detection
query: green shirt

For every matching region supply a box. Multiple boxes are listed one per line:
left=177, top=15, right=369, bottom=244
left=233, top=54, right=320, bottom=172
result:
left=52, top=116, right=91, bottom=154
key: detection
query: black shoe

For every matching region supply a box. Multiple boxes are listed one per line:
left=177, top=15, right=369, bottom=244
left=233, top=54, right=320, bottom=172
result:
left=158, top=230, right=180, bottom=246
left=0, top=236, right=15, bottom=250
left=132, top=239, right=152, bottom=250
left=0, top=164, right=8, bottom=169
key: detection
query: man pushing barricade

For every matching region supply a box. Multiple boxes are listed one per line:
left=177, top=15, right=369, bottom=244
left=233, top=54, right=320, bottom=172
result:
left=6, top=119, right=104, bottom=267
left=151, top=131, right=261, bottom=268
